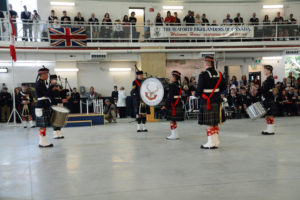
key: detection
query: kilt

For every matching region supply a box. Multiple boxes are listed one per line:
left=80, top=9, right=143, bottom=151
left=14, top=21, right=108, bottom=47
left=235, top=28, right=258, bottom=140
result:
left=198, top=103, right=226, bottom=126
left=167, top=106, right=184, bottom=122
left=36, top=108, right=51, bottom=127
left=263, top=99, right=273, bottom=116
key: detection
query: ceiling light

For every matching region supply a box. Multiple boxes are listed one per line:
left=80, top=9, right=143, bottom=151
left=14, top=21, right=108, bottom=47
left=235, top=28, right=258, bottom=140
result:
left=50, top=2, right=75, bottom=6
left=55, top=68, right=79, bottom=72
left=109, top=68, right=131, bottom=72
left=162, top=6, right=184, bottom=10
left=263, top=5, right=283, bottom=9
left=262, top=56, right=283, bottom=60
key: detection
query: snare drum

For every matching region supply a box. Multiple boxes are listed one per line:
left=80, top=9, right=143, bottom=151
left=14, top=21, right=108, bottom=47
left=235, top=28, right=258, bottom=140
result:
left=140, top=77, right=168, bottom=106
left=50, top=106, right=70, bottom=127
left=246, top=102, right=267, bottom=120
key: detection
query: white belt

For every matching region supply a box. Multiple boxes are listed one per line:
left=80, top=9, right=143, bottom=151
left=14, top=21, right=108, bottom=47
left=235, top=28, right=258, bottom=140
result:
left=174, top=96, right=181, bottom=98
left=203, top=89, right=219, bottom=93
left=37, top=97, right=50, bottom=101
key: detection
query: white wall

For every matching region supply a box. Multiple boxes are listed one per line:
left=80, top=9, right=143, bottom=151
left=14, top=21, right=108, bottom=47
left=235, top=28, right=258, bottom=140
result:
left=77, top=61, right=136, bottom=96
left=36, top=0, right=300, bottom=24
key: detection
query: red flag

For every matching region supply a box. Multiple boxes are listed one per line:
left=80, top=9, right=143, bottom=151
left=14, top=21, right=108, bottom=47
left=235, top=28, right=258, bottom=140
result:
left=9, top=16, right=17, bottom=62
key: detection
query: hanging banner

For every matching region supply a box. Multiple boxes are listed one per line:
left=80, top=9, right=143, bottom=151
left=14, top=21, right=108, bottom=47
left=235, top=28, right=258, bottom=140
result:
left=150, top=26, right=254, bottom=38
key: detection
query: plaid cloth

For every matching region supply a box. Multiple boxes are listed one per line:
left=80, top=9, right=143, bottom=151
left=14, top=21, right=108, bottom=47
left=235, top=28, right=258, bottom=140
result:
left=167, top=106, right=185, bottom=122
left=36, top=108, right=52, bottom=127
left=198, top=103, right=226, bottom=126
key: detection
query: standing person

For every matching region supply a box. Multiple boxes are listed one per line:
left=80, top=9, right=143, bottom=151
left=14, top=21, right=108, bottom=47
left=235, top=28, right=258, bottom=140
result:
left=163, top=71, right=184, bottom=140
left=249, top=12, right=259, bottom=25
left=17, top=84, right=35, bottom=128
left=88, top=13, right=99, bottom=42
left=74, top=12, right=84, bottom=24
left=61, top=11, right=71, bottom=25
left=32, top=10, right=41, bottom=42
left=155, top=13, right=164, bottom=26
left=174, top=12, right=181, bottom=25
left=117, top=87, right=127, bottom=118
left=9, top=4, right=18, bottom=41
left=261, top=65, right=276, bottom=135
left=234, top=13, right=244, bottom=25
left=196, top=56, right=226, bottom=149
left=70, top=88, right=80, bottom=113
left=111, top=85, right=118, bottom=104
left=129, top=11, right=137, bottom=36
left=202, top=14, right=209, bottom=25
left=48, top=10, right=58, bottom=24
left=0, top=87, right=12, bottom=122
left=48, top=75, right=67, bottom=139
left=131, top=70, right=150, bottom=132
left=35, top=67, right=53, bottom=148
left=101, top=13, right=112, bottom=42
left=21, top=5, right=33, bottom=41
left=87, top=86, right=98, bottom=113
left=164, top=11, right=175, bottom=25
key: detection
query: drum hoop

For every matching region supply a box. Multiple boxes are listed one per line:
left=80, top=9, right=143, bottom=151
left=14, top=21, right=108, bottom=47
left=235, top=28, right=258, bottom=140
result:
left=51, top=106, right=70, bottom=113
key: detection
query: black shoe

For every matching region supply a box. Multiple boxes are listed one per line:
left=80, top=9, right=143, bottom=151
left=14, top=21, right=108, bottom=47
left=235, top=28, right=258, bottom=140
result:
left=137, top=130, right=142, bottom=132
left=31, top=126, right=36, bottom=128
left=261, top=131, right=275, bottom=135
left=200, top=145, right=218, bottom=149
left=24, top=126, right=27, bottom=128
left=142, top=129, right=148, bottom=132
left=39, top=143, right=54, bottom=148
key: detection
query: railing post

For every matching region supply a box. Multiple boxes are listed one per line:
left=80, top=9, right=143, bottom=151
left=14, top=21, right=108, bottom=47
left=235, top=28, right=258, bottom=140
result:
left=86, top=99, right=89, bottom=115
left=80, top=99, right=82, bottom=114
left=130, top=23, right=132, bottom=43
left=90, top=24, right=93, bottom=42
left=275, top=23, right=278, bottom=40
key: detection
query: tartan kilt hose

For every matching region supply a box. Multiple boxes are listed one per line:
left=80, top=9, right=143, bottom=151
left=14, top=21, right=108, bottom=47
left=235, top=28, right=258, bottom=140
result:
left=36, top=108, right=52, bottom=127
left=167, top=106, right=185, bottom=122
left=198, top=103, right=226, bottom=126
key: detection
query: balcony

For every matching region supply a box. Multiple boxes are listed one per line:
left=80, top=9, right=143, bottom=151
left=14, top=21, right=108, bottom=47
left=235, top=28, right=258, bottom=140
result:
left=0, top=19, right=300, bottom=51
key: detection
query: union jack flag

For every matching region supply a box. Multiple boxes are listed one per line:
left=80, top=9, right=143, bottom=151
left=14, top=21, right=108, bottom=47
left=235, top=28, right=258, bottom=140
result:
left=49, top=27, right=87, bottom=47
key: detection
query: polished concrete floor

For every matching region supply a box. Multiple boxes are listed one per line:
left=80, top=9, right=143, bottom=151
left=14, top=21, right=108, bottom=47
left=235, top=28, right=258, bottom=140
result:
left=0, top=117, right=300, bottom=200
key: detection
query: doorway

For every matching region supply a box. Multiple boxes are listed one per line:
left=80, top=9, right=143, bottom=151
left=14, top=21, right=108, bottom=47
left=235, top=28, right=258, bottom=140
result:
left=228, top=66, right=242, bottom=82
left=129, top=8, right=145, bottom=42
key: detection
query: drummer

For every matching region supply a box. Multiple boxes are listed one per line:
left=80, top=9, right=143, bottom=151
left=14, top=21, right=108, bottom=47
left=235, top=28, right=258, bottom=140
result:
left=49, top=75, right=68, bottom=139
left=132, top=70, right=149, bottom=132
left=261, top=65, right=275, bottom=135
left=196, top=55, right=226, bottom=149
left=163, top=70, right=184, bottom=140
left=35, top=66, right=53, bottom=148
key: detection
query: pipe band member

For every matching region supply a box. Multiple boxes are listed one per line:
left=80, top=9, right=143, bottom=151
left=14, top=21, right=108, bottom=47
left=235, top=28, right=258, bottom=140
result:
left=49, top=74, right=67, bottom=139
left=18, top=83, right=35, bottom=128
left=131, top=70, right=150, bottom=132
left=261, top=65, right=275, bottom=135
left=35, top=66, right=53, bottom=148
left=165, top=70, right=184, bottom=140
left=196, top=55, right=227, bottom=149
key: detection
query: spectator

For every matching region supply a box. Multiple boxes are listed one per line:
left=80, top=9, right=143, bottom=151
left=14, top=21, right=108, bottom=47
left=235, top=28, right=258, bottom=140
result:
left=202, top=14, right=209, bottom=25
left=129, top=11, right=137, bottom=39
left=32, top=10, right=41, bottom=42
left=174, top=12, right=181, bottom=25
left=101, top=13, right=112, bottom=41
left=183, top=10, right=195, bottom=26
left=155, top=13, right=164, bottom=26
left=249, top=86, right=261, bottom=104
left=48, top=10, right=58, bottom=24
left=117, top=87, right=127, bottom=118
left=195, top=14, right=202, bottom=26
left=61, top=11, right=71, bottom=24
left=88, top=13, right=99, bottom=42
left=111, top=85, right=118, bottom=104
left=21, top=5, right=33, bottom=41
left=240, top=75, right=248, bottom=87
left=113, top=19, right=123, bottom=41
left=53, top=19, right=60, bottom=28
left=272, top=88, right=283, bottom=116
left=74, top=12, right=85, bottom=24
left=122, top=15, right=130, bottom=40
left=9, top=4, right=18, bottom=41
left=273, top=12, right=284, bottom=23
left=287, top=13, right=297, bottom=24
left=263, top=15, right=271, bottom=25
left=164, top=11, right=175, bottom=26
left=234, top=12, right=244, bottom=25
left=87, top=86, right=98, bottom=113
left=249, top=12, right=259, bottom=25
left=0, top=87, right=12, bottom=122
left=227, top=88, right=240, bottom=117
left=104, top=99, right=117, bottom=123
left=287, top=71, right=294, bottom=85
left=231, top=76, right=239, bottom=87
left=211, top=20, right=217, bottom=26
left=224, top=14, right=233, bottom=25
left=70, top=88, right=80, bottom=113
left=238, top=87, right=250, bottom=117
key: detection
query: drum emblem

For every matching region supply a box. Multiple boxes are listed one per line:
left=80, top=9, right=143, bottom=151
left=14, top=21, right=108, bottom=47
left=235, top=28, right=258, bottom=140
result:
left=145, top=84, right=159, bottom=100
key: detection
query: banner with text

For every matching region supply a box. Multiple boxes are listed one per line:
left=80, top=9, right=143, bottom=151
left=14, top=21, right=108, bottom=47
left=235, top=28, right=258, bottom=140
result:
left=150, top=26, right=254, bottom=38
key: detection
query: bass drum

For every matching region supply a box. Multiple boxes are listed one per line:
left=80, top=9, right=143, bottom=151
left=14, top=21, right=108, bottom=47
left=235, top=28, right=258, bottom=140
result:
left=140, top=77, right=168, bottom=106
left=50, top=106, right=70, bottom=127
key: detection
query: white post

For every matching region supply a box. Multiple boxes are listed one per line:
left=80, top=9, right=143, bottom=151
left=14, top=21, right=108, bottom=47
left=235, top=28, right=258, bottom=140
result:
left=86, top=99, right=89, bottom=115
left=80, top=99, right=82, bottom=114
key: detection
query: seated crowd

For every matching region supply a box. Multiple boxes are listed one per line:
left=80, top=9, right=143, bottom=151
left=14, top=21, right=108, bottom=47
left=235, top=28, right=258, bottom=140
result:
left=0, top=4, right=299, bottom=42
